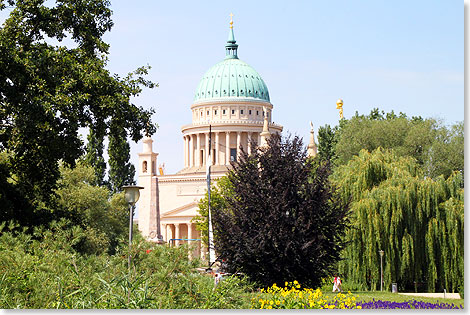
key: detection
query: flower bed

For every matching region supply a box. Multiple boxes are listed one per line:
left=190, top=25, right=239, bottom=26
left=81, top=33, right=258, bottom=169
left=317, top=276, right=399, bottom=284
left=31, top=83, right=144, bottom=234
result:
left=357, top=299, right=463, bottom=309
left=251, top=281, right=361, bottom=309
left=251, top=282, right=463, bottom=309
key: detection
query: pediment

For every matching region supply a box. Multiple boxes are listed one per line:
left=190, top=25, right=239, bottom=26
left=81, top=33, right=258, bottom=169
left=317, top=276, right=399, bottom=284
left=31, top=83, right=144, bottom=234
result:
left=161, top=201, right=199, bottom=218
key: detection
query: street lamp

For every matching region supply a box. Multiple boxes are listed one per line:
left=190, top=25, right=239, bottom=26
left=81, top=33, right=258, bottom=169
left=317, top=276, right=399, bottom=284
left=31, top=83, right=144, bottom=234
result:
left=379, top=250, right=384, bottom=291
left=123, top=185, right=144, bottom=272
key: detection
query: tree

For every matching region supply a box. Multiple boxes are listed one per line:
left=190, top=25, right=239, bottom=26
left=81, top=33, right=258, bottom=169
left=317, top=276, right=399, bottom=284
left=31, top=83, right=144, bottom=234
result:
left=0, top=0, right=156, bottom=218
left=323, top=109, right=463, bottom=181
left=331, top=148, right=464, bottom=293
left=424, top=121, right=464, bottom=181
left=84, top=126, right=107, bottom=186
left=212, top=134, right=350, bottom=288
left=108, top=117, right=135, bottom=193
left=192, top=176, right=234, bottom=248
left=334, top=109, right=435, bottom=167
left=55, top=161, right=128, bottom=254
left=317, top=124, right=338, bottom=163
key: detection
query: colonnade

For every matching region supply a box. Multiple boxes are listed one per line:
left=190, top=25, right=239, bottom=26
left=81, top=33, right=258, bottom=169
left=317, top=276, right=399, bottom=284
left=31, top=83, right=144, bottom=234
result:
left=183, top=131, right=259, bottom=168
left=163, top=222, right=204, bottom=259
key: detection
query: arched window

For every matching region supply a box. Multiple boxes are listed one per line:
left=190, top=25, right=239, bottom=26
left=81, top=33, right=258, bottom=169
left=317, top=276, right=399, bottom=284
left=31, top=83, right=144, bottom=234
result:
left=142, top=161, right=148, bottom=173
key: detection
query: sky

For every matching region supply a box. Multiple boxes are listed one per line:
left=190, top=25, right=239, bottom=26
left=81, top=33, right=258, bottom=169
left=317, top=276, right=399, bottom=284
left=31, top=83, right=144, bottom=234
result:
left=98, top=0, right=464, bottom=175
left=0, top=1, right=465, bottom=176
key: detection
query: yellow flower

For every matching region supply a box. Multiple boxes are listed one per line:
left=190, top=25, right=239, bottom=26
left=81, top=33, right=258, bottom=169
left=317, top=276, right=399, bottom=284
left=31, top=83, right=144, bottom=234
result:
left=357, top=306, right=362, bottom=309
left=270, top=300, right=274, bottom=305
left=276, top=300, right=280, bottom=305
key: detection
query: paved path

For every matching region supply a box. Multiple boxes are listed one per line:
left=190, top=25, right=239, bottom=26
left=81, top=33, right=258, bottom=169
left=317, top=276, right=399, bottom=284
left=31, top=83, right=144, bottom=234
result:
left=398, top=293, right=461, bottom=300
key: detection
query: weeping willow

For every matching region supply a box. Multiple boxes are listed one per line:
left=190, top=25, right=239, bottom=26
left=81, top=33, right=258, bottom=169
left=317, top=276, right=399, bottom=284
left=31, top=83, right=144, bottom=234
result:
left=331, top=148, right=463, bottom=293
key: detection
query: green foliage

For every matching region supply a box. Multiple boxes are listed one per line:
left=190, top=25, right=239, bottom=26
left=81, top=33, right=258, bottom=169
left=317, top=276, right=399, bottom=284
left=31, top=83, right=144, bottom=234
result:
left=55, top=162, right=128, bottom=254
left=319, top=109, right=463, bottom=182
left=108, top=117, right=136, bottom=193
left=334, top=110, right=436, bottom=167
left=84, top=126, right=107, bottom=186
left=192, top=176, right=234, bottom=247
left=331, top=148, right=464, bottom=293
left=212, top=134, right=350, bottom=288
left=0, top=223, right=254, bottom=309
left=0, top=0, right=156, bottom=212
left=424, top=121, right=464, bottom=180
left=317, top=124, right=339, bottom=163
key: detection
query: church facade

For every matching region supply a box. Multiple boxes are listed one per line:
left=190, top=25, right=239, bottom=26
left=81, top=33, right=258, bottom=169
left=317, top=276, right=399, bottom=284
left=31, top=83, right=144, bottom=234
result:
left=137, top=20, right=316, bottom=258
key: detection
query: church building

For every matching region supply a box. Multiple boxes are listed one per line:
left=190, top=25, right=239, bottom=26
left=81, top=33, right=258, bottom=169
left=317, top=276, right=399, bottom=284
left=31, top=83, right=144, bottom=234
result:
left=137, top=18, right=317, bottom=259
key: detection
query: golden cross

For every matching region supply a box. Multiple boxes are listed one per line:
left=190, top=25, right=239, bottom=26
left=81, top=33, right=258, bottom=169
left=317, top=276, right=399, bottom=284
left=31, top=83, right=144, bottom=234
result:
left=229, top=13, right=234, bottom=28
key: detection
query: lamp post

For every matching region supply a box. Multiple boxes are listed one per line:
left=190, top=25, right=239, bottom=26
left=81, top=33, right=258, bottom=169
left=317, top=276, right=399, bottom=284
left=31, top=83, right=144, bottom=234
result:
left=123, top=185, right=144, bottom=272
left=379, top=250, right=384, bottom=291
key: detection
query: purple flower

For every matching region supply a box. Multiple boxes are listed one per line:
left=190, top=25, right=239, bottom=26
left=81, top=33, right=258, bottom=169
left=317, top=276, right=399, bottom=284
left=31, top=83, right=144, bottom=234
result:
left=356, top=299, right=463, bottom=309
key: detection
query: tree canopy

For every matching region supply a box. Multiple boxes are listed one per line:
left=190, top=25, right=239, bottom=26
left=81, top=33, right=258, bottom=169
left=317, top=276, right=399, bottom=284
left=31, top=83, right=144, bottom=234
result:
left=317, top=109, right=463, bottom=181
left=0, top=0, right=156, bottom=221
left=211, top=134, right=350, bottom=288
left=331, top=148, right=464, bottom=293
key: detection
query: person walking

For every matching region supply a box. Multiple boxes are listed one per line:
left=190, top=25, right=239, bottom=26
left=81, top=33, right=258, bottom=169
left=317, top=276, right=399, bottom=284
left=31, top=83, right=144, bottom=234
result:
left=332, top=275, right=342, bottom=292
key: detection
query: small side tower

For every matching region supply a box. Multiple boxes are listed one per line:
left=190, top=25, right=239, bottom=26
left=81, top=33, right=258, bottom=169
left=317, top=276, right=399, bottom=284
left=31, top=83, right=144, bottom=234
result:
left=137, top=136, right=162, bottom=242
left=260, top=107, right=271, bottom=147
left=307, top=121, right=318, bottom=158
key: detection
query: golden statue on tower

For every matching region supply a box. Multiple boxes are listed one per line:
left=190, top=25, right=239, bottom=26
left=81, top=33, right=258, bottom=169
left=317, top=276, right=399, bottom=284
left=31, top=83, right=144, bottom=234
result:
left=336, top=98, right=344, bottom=119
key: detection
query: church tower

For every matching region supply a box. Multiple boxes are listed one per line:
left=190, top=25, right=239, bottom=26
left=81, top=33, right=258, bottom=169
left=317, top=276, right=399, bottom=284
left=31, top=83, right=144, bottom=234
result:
left=137, top=137, right=162, bottom=241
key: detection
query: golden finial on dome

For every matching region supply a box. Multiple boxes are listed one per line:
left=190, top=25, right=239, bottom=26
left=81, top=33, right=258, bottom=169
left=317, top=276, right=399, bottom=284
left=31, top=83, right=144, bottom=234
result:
left=229, top=13, right=234, bottom=29
left=336, top=98, right=344, bottom=119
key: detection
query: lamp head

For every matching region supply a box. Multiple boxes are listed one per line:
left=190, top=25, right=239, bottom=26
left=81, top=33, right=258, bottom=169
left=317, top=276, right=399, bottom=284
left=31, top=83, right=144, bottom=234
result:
left=122, top=185, right=144, bottom=206
left=379, top=250, right=384, bottom=257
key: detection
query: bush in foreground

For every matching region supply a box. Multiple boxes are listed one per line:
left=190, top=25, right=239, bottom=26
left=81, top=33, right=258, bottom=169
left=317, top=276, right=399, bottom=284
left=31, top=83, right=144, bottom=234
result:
left=0, top=223, right=253, bottom=309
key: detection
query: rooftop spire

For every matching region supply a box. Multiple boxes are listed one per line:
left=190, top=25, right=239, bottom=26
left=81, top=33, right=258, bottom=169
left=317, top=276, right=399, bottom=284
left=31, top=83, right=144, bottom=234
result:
left=307, top=121, right=318, bottom=158
left=225, top=13, right=238, bottom=59
left=260, top=107, right=270, bottom=147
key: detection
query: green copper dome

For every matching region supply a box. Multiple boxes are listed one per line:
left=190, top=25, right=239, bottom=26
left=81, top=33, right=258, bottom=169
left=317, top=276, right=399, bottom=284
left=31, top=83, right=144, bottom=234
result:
left=194, top=27, right=270, bottom=102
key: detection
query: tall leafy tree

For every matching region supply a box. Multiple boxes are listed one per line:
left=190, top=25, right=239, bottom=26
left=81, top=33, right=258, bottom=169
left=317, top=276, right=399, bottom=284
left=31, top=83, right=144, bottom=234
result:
left=108, top=117, right=135, bottom=193
left=0, top=0, right=156, bottom=220
left=84, top=125, right=107, bottom=186
left=212, top=134, right=350, bottom=288
left=331, top=148, right=464, bottom=293
left=317, top=124, right=339, bottom=163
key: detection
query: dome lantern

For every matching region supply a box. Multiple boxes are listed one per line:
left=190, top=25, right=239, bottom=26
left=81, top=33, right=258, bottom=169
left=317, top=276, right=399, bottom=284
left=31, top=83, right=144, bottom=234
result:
left=225, top=13, right=238, bottom=59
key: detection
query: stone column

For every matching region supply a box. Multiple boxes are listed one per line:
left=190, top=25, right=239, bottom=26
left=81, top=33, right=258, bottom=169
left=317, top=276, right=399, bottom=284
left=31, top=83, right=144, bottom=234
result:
left=167, top=224, right=173, bottom=244
left=248, top=132, right=252, bottom=155
left=191, top=134, right=195, bottom=167
left=183, top=136, right=187, bottom=167
left=215, top=132, right=220, bottom=165
left=236, top=131, right=241, bottom=161
left=205, top=132, right=209, bottom=166
left=187, top=223, right=194, bottom=259
left=187, top=136, right=190, bottom=167
left=196, top=133, right=201, bottom=167
left=175, top=224, right=180, bottom=246
left=225, top=131, right=230, bottom=165
left=163, top=224, right=168, bottom=242
left=188, top=223, right=193, bottom=240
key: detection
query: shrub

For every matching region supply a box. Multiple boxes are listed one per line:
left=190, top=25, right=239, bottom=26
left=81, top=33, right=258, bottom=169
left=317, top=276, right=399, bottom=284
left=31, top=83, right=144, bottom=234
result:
left=0, top=223, right=254, bottom=309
